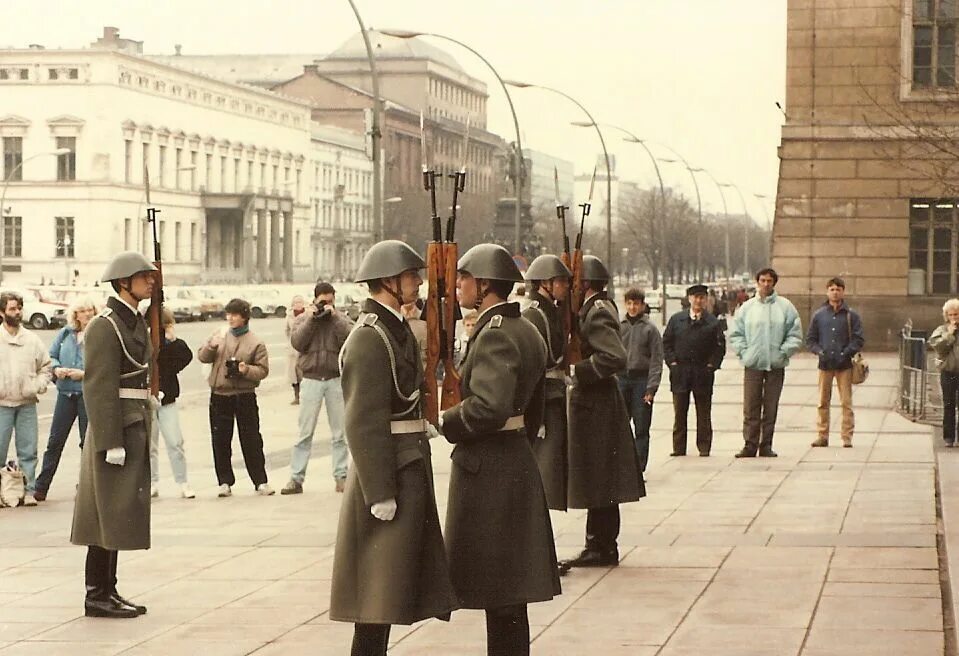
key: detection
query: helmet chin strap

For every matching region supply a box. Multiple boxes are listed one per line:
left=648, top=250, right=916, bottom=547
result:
left=383, top=276, right=405, bottom=307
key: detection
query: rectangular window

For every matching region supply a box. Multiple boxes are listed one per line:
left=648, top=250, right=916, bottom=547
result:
left=220, top=156, right=226, bottom=193
left=175, top=147, right=183, bottom=189
left=914, top=0, right=958, bottom=88
left=190, top=151, right=197, bottom=191
left=124, top=139, right=132, bottom=183
left=205, top=153, right=213, bottom=190
left=141, top=142, right=150, bottom=184
left=56, top=137, right=76, bottom=181
left=175, top=221, right=182, bottom=261
left=191, top=222, right=198, bottom=260
left=55, top=216, right=75, bottom=257
left=234, top=158, right=240, bottom=192
left=3, top=216, right=21, bottom=257
left=159, top=145, right=167, bottom=187
left=3, top=137, right=22, bottom=181
left=911, top=199, right=959, bottom=294
left=124, top=218, right=132, bottom=250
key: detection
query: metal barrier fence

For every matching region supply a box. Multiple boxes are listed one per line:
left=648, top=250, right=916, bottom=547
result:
left=899, top=321, right=943, bottom=426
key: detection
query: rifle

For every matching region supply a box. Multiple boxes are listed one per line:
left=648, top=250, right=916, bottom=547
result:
left=563, top=166, right=595, bottom=366
left=144, top=165, right=163, bottom=398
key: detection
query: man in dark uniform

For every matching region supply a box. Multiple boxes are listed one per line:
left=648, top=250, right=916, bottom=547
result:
left=562, top=255, right=644, bottom=571
left=330, top=240, right=457, bottom=656
left=522, top=253, right=572, bottom=511
left=71, top=252, right=156, bottom=619
left=662, top=284, right=726, bottom=457
left=443, top=243, right=561, bottom=656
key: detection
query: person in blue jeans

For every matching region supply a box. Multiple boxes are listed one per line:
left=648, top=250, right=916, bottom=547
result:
left=282, top=282, right=353, bottom=495
left=618, top=288, right=663, bottom=475
left=34, top=297, right=97, bottom=502
left=930, top=298, right=959, bottom=447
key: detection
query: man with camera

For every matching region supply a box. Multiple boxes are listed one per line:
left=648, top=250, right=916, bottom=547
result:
left=282, top=282, right=353, bottom=495
left=198, top=298, right=271, bottom=497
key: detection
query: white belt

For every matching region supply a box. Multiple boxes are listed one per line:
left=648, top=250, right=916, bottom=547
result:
left=499, top=415, right=525, bottom=431
left=545, top=369, right=566, bottom=380
left=119, top=388, right=150, bottom=400
left=390, top=419, right=427, bottom=435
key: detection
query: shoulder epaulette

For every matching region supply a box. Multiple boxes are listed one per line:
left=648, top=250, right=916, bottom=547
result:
left=593, top=299, right=607, bottom=311
left=98, top=308, right=113, bottom=317
left=490, top=315, right=503, bottom=329
left=361, top=313, right=378, bottom=327
left=528, top=300, right=540, bottom=310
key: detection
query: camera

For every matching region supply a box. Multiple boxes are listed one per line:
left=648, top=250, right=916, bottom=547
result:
left=313, top=299, right=332, bottom=320
left=225, top=357, right=242, bottom=379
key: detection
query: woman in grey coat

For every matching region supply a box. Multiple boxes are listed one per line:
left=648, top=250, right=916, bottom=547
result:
left=930, top=298, right=959, bottom=446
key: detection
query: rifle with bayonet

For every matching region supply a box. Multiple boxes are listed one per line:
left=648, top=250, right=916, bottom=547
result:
left=144, top=165, right=163, bottom=398
left=562, top=165, right=595, bottom=366
left=422, top=114, right=466, bottom=425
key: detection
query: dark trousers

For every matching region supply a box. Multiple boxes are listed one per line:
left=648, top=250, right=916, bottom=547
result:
left=585, top=505, right=621, bottom=553
left=618, top=374, right=653, bottom=472
left=36, top=392, right=87, bottom=495
left=672, top=389, right=713, bottom=455
left=486, top=604, right=529, bottom=656
left=742, top=368, right=786, bottom=450
left=209, top=392, right=267, bottom=487
left=85, top=545, right=118, bottom=599
left=351, top=624, right=391, bottom=656
left=943, top=372, right=959, bottom=444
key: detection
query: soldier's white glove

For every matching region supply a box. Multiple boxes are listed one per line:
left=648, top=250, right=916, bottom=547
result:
left=371, top=498, right=397, bottom=521
left=105, top=447, right=126, bottom=467
left=537, top=425, right=546, bottom=439
left=566, top=365, right=576, bottom=388
left=426, top=422, right=442, bottom=439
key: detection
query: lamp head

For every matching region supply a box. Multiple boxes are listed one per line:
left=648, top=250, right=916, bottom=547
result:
left=503, top=79, right=533, bottom=89
left=380, top=29, right=421, bottom=39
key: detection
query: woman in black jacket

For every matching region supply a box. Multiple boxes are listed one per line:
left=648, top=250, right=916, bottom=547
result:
left=150, top=307, right=195, bottom=499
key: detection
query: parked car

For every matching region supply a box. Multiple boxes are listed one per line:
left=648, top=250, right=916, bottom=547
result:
left=644, top=289, right=663, bottom=312
left=164, top=287, right=205, bottom=322
left=190, top=287, right=225, bottom=320
left=1, top=287, right=67, bottom=329
left=333, top=282, right=368, bottom=321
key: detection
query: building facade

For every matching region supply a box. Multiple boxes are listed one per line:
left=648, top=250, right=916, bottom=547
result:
left=0, top=28, right=314, bottom=285
left=775, top=0, right=959, bottom=347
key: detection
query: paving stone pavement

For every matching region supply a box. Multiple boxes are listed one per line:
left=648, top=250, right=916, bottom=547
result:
left=0, top=352, right=953, bottom=655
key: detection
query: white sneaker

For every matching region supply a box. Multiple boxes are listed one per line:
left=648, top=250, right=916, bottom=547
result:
left=255, top=483, right=275, bottom=496
left=217, top=484, right=232, bottom=498
left=21, top=495, right=37, bottom=507
left=180, top=483, right=196, bottom=499
left=150, top=484, right=159, bottom=498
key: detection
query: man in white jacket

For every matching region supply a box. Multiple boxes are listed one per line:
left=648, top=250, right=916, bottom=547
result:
left=0, top=291, right=52, bottom=506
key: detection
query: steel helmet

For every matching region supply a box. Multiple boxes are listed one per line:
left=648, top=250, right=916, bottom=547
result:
left=580, top=255, right=610, bottom=282
left=457, top=243, right=523, bottom=282
left=101, top=251, right=158, bottom=282
left=525, top=254, right=572, bottom=281
left=354, top=240, right=426, bottom=282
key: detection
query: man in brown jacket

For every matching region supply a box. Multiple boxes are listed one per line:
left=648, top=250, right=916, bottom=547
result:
left=71, top=251, right=156, bottom=619
left=330, top=240, right=457, bottom=656
left=197, top=298, right=271, bottom=497
left=562, top=256, right=644, bottom=572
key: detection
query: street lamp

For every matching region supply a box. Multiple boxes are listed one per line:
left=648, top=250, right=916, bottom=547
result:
left=346, top=2, right=383, bottom=243
left=690, top=167, right=731, bottom=282
left=657, top=153, right=703, bottom=281
left=503, top=81, right=613, bottom=292
left=754, top=192, right=773, bottom=265
left=380, top=29, right=524, bottom=253
left=0, top=147, right=72, bottom=284
left=721, top=182, right=750, bottom=275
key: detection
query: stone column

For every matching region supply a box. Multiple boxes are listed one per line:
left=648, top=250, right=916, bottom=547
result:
left=207, top=216, right=222, bottom=270
left=269, top=210, right=281, bottom=281
left=256, top=209, right=268, bottom=282
left=234, top=218, right=243, bottom=270
left=283, top=211, right=294, bottom=282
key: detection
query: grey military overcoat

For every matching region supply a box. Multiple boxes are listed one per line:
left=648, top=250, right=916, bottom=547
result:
left=568, top=292, right=645, bottom=509
left=443, top=302, right=562, bottom=609
left=330, top=300, right=458, bottom=625
left=71, top=297, right=153, bottom=551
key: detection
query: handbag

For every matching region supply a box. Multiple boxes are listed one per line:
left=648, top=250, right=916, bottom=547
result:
left=847, top=312, right=868, bottom=385
left=0, top=460, right=25, bottom=508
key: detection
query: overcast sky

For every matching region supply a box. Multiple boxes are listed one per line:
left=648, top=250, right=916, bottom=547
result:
left=2, top=0, right=786, bottom=220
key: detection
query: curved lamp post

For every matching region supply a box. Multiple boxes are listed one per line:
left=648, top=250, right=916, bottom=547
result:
left=656, top=152, right=703, bottom=281
left=505, top=81, right=613, bottom=293
left=721, top=182, right=750, bottom=275
left=691, top=167, right=731, bottom=281
left=346, top=1, right=384, bottom=242
left=380, top=29, right=524, bottom=253
left=0, top=147, right=72, bottom=284
left=754, top=192, right=773, bottom=264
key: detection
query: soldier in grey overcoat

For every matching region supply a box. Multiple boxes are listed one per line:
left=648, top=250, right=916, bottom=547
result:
left=443, top=243, right=561, bottom=656
left=562, top=256, right=645, bottom=572
left=522, top=253, right=572, bottom=511
left=329, top=240, right=457, bottom=656
left=70, top=252, right=156, bottom=619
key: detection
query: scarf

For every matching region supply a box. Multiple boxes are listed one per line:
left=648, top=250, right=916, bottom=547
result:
left=230, top=325, right=250, bottom=338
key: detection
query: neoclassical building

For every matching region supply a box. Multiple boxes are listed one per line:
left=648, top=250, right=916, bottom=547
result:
left=0, top=27, right=315, bottom=284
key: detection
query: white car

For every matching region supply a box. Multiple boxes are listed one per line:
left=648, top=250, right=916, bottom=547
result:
left=644, top=289, right=663, bottom=311
left=1, top=287, right=67, bottom=330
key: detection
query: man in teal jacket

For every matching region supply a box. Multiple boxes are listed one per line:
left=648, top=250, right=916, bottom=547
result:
left=728, top=268, right=803, bottom=458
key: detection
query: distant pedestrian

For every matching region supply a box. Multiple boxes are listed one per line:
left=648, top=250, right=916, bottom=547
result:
left=0, top=291, right=52, bottom=507
left=198, top=298, right=272, bottom=497
left=34, top=296, right=96, bottom=501
left=150, top=308, right=195, bottom=499
left=806, top=277, right=865, bottom=448
left=728, top=268, right=803, bottom=458
left=281, top=282, right=352, bottom=495
left=285, top=295, right=306, bottom=405
left=662, top=284, right=725, bottom=457
left=930, top=298, right=959, bottom=447
left=618, top=288, right=663, bottom=474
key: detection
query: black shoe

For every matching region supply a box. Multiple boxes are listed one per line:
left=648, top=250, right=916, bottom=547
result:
left=734, top=448, right=757, bottom=458
left=85, top=596, right=139, bottom=619
left=670, top=452, right=686, bottom=457
left=558, top=561, right=573, bottom=577
left=946, top=442, right=955, bottom=449
left=699, top=452, right=710, bottom=457
left=560, top=548, right=619, bottom=569
left=111, top=592, right=147, bottom=615
left=758, top=447, right=778, bottom=457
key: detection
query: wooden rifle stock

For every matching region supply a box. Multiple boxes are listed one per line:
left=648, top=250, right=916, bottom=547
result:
left=146, top=207, right=163, bottom=398
left=563, top=250, right=584, bottom=365
left=424, top=242, right=443, bottom=426
left=440, top=242, right=461, bottom=411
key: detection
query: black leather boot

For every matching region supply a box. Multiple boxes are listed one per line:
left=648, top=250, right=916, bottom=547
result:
left=85, top=586, right=138, bottom=619
left=758, top=446, right=778, bottom=457
left=108, top=551, right=146, bottom=615
left=110, top=592, right=147, bottom=615
left=560, top=547, right=619, bottom=569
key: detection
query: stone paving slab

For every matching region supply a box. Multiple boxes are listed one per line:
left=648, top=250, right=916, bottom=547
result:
left=0, top=352, right=953, bottom=654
